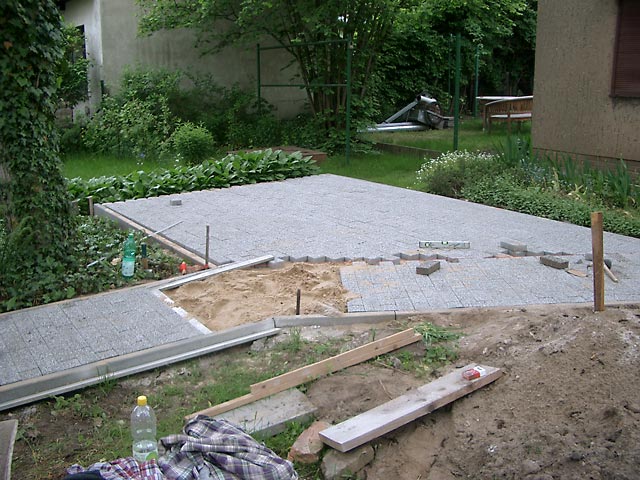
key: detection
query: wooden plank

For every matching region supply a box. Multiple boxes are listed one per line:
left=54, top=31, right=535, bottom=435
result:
left=0, top=420, right=18, bottom=480
left=188, top=329, right=423, bottom=420
left=160, top=255, right=274, bottom=291
left=319, top=364, right=502, bottom=452
left=251, top=329, right=423, bottom=397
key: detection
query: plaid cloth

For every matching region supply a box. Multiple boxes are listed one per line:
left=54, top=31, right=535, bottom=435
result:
left=66, top=457, right=164, bottom=480
left=158, top=416, right=298, bottom=480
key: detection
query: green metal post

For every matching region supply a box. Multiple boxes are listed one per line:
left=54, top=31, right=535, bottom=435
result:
left=345, top=41, right=353, bottom=165
left=257, top=43, right=261, bottom=116
left=453, top=33, right=461, bottom=151
left=474, top=44, right=480, bottom=118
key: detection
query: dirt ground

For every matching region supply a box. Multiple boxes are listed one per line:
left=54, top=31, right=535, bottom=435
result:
left=5, top=263, right=640, bottom=479
left=169, top=263, right=640, bottom=479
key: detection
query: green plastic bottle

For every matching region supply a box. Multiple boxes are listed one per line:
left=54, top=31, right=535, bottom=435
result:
left=122, top=232, right=136, bottom=278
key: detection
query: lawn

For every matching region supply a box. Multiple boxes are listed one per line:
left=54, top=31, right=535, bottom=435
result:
left=320, top=152, right=426, bottom=189
left=63, top=152, right=184, bottom=180
left=361, top=117, right=531, bottom=153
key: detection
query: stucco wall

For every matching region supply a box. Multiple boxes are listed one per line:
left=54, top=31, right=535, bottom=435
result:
left=62, top=0, right=307, bottom=118
left=532, top=0, right=640, bottom=170
left=60, top=0, right=103, bottom=115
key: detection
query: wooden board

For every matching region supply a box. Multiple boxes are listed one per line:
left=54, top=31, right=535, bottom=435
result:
left=188, top=329, right=423, bottom=420
left=251, top=328, right=423, bottom=397
left=160, top=255, right=274, bottom=291
left=0, top=420, right=18, bottom=480
left=319, top=363, right=502, bottom=452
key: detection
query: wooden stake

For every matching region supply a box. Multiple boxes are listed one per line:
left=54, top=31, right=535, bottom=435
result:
left=591, top=211, right=605, bottom=312
left=296, top=289, right=301, bottom=315
left=87, top=196, right=94, bottom=216
left=205, top=225, right=210, bottom=267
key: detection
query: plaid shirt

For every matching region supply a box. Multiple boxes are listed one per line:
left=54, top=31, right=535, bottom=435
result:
left=66, top=457, right=164, bottom=480
left=158, top=416, right=298, bottom=480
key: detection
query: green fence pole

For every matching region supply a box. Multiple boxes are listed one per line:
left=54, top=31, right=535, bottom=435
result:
left=453, top=33, right=461, bottom=151
left=256, top=43, right=261, bottom=116
left=346, top=41, right=353, bottom=165
left=474, top=44, right=480, bottom=118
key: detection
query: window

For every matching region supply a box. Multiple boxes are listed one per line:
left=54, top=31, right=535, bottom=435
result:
left=611, top=0, right=640, bottom=97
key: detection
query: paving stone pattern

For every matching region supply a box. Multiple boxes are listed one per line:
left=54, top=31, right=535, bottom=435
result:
left=0, top=288, right=202, bottom=386
left=3, top=174, right=640, bottom=387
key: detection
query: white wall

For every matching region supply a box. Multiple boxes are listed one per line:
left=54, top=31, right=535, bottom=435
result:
left=60, top=0, right=103, bottom=116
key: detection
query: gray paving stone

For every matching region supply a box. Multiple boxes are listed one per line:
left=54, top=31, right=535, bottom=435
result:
left=3, top=174, right=640, bottom=388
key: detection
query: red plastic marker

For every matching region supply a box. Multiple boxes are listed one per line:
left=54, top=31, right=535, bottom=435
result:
left=179, top=262, right=187, bottom=275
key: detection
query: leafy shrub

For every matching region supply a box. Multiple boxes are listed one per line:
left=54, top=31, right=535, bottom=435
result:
left=170, top=122, right=215, bottom=164
left=0, top=216, right=181, bottom=313
left=58, top=117, right=86, bottom=154
left=415, top=150, right=500, bottom=198
left=463, top=174, right=640, bottom=238
left=83, top=96, right=173, bottom=158
left=67, top=149, right=319, bottom=212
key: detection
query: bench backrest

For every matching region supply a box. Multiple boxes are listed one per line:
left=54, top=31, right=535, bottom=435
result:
left=485, top=96, right=533, bottom=114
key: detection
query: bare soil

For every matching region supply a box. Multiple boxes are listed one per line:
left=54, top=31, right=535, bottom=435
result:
left=160, top=263, right=640, bottom=479
left=4, top=263, right=640, bottom=479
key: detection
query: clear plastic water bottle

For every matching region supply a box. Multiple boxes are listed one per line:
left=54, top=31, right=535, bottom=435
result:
left=131, top=395, right=158, bottom=462
left=121, top=232, right=136, bottom=278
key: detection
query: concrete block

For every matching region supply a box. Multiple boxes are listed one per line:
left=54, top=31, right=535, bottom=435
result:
left=321, top=445, right=375, bottom=480
left=288, top=420, right=330, bottom=464
left=399, top=252, right=421, bottom=261
left=267, top=259, right=287, bottom=269
left=365, top=257, right=382, bottom=265
left=289, top=256, right=309, bottom=263
left=381, top=256, right=402, bottom=265
left=326, top=257, right=346, bottom=263
left=418, top=253, right=438, bottom=261
left=540, top=255, right=569, bottom=270
left=500, top=240, right=527, bottom=252
left=584, top=254, right=612, bottom=269
left=213, top=389, right=316, bottom=438
left=416, top=261, right=441, bottom=276
left=307, top=256, right=327, bottom=263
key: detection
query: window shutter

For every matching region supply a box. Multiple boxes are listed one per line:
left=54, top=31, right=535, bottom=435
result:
left=612, top=0, right=640, bottom=97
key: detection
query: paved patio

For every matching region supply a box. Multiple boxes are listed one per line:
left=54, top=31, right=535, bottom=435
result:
left=1, top=174, right=639, bottom=400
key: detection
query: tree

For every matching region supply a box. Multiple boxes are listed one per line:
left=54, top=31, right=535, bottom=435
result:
left=0, top=1, right=72, bottom=269
left=137, top=0, right=411, bottom=129
left=371, top=0, right=536, bottom=115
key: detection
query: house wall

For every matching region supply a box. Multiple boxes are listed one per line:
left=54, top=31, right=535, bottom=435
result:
left=60, top=0, right=103, bottom=116
left=532, top=0, right=640, bottom=173
left=61, top=0, right=307, bottom=118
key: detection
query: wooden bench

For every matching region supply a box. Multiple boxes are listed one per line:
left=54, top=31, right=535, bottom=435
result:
left=484, top=95, right=533, bottom=133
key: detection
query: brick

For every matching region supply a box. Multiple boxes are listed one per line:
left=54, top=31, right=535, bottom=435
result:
left=540, top=255, right=569, bottom=269
left=288, top=421, right=330, bottom=464
left=416, top=261, right=441, bottom=276
left=500, top=240, right=527, bottom=252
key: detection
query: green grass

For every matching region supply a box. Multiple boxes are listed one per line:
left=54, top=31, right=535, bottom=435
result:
left=63, top=152, right=184, bottom=180
left=321, top=152, right=426, bottom=189
left=362, top=117, right=531, bottom=153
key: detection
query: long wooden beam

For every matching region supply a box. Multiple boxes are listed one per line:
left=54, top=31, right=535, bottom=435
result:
left=319, top=363, right=502, bottom=452
left=188, top=328, right=423, bottom=419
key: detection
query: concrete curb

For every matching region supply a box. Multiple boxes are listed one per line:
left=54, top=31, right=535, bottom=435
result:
left=95, top=204, right=208, bottom=265
left=0, top=319, right=279, bottom=412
